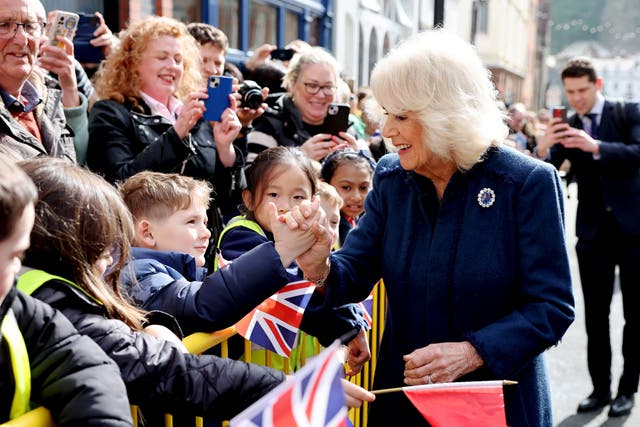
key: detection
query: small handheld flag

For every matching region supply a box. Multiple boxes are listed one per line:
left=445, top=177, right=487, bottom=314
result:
left=234, top=280, right=316, bottom=357
left=230, top=342, right=349, bottom=427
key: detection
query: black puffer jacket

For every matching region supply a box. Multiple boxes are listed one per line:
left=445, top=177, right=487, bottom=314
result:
left=26, top=276, right=285, bottom=419
left=0, top=287, right=132, bottom=426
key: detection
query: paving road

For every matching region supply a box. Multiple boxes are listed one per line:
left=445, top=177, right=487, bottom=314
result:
left=546, top=183, right=638, bottom=426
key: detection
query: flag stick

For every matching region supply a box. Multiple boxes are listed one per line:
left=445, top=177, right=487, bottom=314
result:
left=371, top=387, right=404, bottom=395
left=371, top=380, right=518, bottom=395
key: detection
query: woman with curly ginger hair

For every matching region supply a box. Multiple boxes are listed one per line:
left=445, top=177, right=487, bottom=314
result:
left=87, top=16, right=245, bottom=239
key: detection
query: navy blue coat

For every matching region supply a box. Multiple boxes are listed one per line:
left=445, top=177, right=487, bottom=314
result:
left=320, top=147, right=575, bottom=426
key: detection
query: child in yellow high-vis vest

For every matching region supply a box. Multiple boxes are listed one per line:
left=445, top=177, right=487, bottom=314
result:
left=217, top=147, right=370, bottom=372
left=0, top=153, right=132, bottom=425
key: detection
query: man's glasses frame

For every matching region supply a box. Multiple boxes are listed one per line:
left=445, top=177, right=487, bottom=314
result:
left=0, top=22, right=47, bottom=39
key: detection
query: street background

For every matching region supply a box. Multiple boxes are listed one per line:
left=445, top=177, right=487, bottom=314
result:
left=547, top=182, right=638, bottom=426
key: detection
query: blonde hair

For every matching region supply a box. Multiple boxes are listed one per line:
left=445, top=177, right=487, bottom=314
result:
left=120, top=171, right=212, bottom=222
left=316, top=181, right=343, bottom=210
left=282, top=46, right=341, bottom=91
left=370, top=29, right=507, bottom=170
left=93, top=16, right=203, bottom=109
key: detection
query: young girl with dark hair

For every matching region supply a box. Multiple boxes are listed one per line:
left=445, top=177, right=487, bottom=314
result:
left=218, top=146, right=371, bottom=374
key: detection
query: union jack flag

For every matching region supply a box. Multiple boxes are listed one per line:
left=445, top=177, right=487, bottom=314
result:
left=229, top=342, right=349, bottom=427
left=234, top=280, right=316, bottom=357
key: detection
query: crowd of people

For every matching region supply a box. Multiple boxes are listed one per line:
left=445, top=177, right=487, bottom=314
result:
left=0, top=0, right=638, bottom=425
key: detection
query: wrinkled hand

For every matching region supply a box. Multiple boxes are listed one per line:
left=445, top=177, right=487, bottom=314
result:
left=296, top=222, right=333, bottom=284
left=279, top=196, right=321, bottom=231
left=344, top=328, right=371, bottom=376
left=301, top=133, right=346, bottom=161
left=269, top=202, right=317, bottom=267
left=174, top=90, right=208, bottom=139
left=403, top=341, right=484, bottom=385
left=341, top=378, right=375, bottom=408
left=39, top=36, right=79, bottom=107
left=279, top=198, right=333, bottom=282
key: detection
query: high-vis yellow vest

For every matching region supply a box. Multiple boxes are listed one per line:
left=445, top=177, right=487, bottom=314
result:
left=1, top=308, right=30, bottom=419
left=213, top=216, right=265, bottom=271
left=17, top=269, right=102, bottom=306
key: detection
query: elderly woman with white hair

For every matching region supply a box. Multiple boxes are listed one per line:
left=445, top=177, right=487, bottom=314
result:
left=245, top=47, right=359, bottom=163
left=294, top=30, right=575, bottom=426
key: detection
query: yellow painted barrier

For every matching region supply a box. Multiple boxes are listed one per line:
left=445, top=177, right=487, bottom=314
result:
left=0, top=407, right=53, bottom=427
left=182, top=326, right=237, bottom=355
left=4, top=281, right=386, bottom=427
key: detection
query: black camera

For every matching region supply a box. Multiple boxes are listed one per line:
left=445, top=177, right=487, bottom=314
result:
left=238, top=80, right=263, bottom=109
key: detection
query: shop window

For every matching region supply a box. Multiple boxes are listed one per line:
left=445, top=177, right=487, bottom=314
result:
left=41, top=0, right=102, bottom=13
left=308, top=16, right=321, bottom=47
left=249, top=0, right=277, bottom=50
left=284, top=10, right=300, bottom=45
left=174, top=0, right=200, bottom=23
left=218, top=0, right=239, bottom=48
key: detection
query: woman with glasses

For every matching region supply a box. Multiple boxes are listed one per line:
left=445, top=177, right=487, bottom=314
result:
left=246, top=47, right=359, bottom=164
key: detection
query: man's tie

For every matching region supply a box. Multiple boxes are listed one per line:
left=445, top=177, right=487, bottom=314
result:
left=586, top=113, right=599, bottom=138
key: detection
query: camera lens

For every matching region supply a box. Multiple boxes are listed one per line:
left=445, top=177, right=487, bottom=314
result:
left=239, top=80, right=263, bottom=109
left=243, top=90, right=263, bottom=109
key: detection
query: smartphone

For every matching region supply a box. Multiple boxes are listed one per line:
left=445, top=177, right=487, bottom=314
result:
left=270, top=48, right=295, bottom=61
left=73, top=13, right=103, bottom=63
left=203, top=75, right=233, bottom=122
left=551, top=106, right=567, bottom=123
left=47, top=11, right=79, bottom=48
left=323, top=103, right=351, bottom=136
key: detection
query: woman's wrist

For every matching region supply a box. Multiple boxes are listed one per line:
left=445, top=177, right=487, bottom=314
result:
left=304, top=258, right=331, bottom=288
left=218, top=143, right=237, bottom=167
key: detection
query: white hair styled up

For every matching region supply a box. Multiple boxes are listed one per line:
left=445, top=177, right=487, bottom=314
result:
left=370, top=29, right=508, bottom=170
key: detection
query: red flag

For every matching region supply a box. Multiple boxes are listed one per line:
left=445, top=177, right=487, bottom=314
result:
left=403, top=381, right=508, bottom=427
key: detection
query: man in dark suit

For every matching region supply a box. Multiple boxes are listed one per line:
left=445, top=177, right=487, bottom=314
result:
left=537, top=56, right=640, bottom=417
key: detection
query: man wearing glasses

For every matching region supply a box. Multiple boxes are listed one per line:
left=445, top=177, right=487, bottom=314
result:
left=0, top=0, right=82, bottom=162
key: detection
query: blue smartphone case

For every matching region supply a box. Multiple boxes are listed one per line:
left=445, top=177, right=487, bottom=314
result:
left=203, top=75, right=233, bottom=122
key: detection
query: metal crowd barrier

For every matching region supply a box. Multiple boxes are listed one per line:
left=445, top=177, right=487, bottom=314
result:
left=1, top=282, right=386, bottom=427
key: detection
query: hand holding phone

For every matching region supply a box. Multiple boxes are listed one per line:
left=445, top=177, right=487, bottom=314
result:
left=47, top=11, right=79, bottom=48
left=74, top=13, right=103, bottom=63
left=203, top=75, right=233, bottom=122
left=551, top=106, right=567, bottom=123
left=323, top=103, right=350, bottom=136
